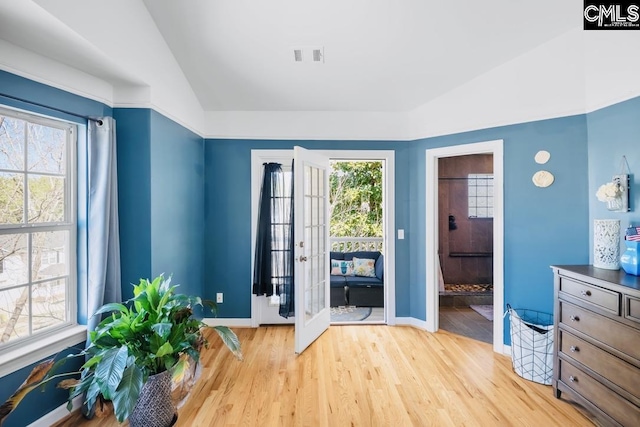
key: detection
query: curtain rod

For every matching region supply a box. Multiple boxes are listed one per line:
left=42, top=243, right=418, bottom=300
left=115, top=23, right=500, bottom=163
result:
left=0, top=92, right=103, bottom=125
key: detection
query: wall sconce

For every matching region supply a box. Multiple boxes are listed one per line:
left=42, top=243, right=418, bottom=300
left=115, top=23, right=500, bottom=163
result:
left=609, top=174, right=630, bottom=212
left=596, top=156, right=631, bottom=212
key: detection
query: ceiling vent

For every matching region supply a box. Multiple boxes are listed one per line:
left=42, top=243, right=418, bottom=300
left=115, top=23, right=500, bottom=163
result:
left=292, top=46, right=324, bottom=64
left=312, top=47, right=324, bottom=63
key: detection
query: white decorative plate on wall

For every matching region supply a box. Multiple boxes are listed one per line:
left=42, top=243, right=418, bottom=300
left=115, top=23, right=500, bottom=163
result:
left=534, top=150, right=551, bottom=164
left=532, top=170, right=554, bottom=187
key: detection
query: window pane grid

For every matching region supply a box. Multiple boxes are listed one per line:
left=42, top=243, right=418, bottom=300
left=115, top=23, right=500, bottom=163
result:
left=468, top=173, right=494, bottom=219
left=0, top=106, right=75, bottom=349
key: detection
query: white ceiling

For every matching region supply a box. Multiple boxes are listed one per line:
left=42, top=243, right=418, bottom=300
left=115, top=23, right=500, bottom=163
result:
left=0, top=0, right=580, bottom=113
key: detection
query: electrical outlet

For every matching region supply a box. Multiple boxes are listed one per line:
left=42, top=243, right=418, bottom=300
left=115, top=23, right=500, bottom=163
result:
left=216, top=293, right=223, bottom=303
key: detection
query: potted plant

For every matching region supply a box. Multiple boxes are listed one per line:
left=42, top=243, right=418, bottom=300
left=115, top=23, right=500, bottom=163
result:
left=67, top=274, right=242, bottom=426
left=0, top=274, right=240, bottom=427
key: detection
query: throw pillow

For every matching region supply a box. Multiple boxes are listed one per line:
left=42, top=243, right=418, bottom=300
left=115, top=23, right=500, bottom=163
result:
left=352, top=257, right=376, bottom=277
left=331, top=259, right=354, bottom=276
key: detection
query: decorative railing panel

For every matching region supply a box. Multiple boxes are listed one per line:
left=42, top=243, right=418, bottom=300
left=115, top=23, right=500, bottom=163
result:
left=330, top=237, right=383, bottom=253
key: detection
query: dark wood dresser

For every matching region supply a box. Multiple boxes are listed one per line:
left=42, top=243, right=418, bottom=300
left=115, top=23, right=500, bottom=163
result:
left=552, top=265, right=640, bottom=427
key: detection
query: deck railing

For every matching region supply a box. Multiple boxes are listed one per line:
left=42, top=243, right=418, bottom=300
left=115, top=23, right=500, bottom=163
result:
left=330, top=237, right=383, bottom=253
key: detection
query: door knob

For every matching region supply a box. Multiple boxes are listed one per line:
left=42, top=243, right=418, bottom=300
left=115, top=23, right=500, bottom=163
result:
left=299, top=256, right=308, bottom=262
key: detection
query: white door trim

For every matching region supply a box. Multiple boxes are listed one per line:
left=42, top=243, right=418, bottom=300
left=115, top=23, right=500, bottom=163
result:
left=425, top=140, right=504, bottom=353
left=251, top=149, right=396, bottom=326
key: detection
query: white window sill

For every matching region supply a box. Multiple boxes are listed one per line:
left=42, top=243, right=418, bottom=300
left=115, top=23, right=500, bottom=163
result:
left=0, top=325, right=87, bottom=379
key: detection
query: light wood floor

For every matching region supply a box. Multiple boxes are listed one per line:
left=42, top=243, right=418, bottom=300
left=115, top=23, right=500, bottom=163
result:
left=54, top=325, right=596, bottom=427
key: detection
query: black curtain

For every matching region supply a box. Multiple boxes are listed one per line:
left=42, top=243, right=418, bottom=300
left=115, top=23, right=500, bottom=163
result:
left=279, top=161, right=295, bottom=318
left=252, top=162, right=295, bottom=318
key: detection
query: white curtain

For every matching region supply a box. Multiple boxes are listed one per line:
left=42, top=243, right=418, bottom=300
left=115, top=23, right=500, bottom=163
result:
left=86, top=117, right=121, bottom=333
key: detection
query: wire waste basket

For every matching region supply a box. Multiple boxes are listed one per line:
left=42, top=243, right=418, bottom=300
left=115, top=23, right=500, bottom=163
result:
left=506, top=304, right=554, bottom=385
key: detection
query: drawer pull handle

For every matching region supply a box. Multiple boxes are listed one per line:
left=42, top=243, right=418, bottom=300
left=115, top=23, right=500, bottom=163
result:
left=569, top=376, right=577, bottom=383
left=580, top=290, right=591, bottom=297
left=570, top=346, right=579, bottom=352
left=570, top=315, right=580, bottom=322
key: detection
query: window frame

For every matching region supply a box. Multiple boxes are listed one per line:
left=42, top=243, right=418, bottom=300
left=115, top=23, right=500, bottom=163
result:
left=467, top=173, right=494, bottom=219
left=0, top=105, right=80, bottom=363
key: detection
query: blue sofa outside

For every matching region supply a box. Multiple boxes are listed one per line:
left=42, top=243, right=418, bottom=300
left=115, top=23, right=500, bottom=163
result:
left=330, top=251, right=384, bottom=307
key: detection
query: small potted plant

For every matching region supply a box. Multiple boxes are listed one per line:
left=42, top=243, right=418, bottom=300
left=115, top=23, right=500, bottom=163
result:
left=68, top=274, right=242, bottom=426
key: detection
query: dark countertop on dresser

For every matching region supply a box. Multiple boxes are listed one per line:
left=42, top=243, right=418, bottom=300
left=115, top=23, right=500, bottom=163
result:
left=551, top=265, right=640, bottom=292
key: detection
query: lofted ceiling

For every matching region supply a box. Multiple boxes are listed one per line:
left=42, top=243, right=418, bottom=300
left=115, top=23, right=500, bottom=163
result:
left=0, top=0, right=580, bottom=114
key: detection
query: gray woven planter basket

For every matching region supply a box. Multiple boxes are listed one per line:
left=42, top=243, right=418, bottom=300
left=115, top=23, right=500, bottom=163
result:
left=129, top=370, right=177, bottom=427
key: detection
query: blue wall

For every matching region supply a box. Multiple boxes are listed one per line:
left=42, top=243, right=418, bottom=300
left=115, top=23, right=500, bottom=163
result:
left=114, top=108, right=153, bottom=297
left=204, top=115, right=592, bottom=347
left=150, top=111, right=205, bottom=297
left=115, top=109, right=205, bottom=299
left=587, top=96, right=640, bottom=255
left=0, top=70, right=109, bottom=427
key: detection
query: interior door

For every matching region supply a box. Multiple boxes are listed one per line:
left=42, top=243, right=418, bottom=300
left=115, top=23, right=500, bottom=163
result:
left=294, top=146, right=330, bottom=354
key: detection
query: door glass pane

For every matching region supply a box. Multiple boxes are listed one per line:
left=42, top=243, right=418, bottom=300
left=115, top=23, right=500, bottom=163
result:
left=318, top=193, right=324, bottom=224
left=318, top=225, right=325, bottom=254
left=304, top=197, right=311, bottom=226
left=304, top=166, right=311, bottom=195
left=311, top=256, right=317, bottom=292
left=312, top=226, right=318, bottom=255
left=312, top=284, right=319, bottom=315
left=318, top=169, right=324, bottom=197
left=318, top=281, right=325, bottom=308
left=0, top=233, right=28, bottom=288
left=305, top=289, right=312, bottom=321
left=311, top=196, right=318, bottom=226
left=305, top=227, right=311, bottom=253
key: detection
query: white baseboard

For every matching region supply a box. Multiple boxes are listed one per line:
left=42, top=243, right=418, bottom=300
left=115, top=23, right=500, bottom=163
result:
left=27, top=395, right=83, bottom=427
left=395, top=316, right=429, bottom=329
left=503, top=344, right=512, bottom=358
left=202, top=318, right=254, bottom=328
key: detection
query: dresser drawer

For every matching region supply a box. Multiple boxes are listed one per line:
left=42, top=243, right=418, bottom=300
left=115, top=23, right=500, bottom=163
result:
left=559, top=301, right=640, bottom=362
left=559, top=360, right=640, bottom=427
left=626, top=295, right=640, bottom=325
left=560, top=276, right=620, bottom=314
left=560, top=331, right=640, bottom=401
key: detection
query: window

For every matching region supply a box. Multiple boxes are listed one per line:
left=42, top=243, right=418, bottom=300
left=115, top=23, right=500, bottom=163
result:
left=468, top=173, right=493, bottom=218
left=0, top=106, right=76, bottom=350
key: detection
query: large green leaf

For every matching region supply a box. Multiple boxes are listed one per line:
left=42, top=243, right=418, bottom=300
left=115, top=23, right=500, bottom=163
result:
left=156, top=342, right=174, bottom=359
left=112, top=364, right=143, bottom=422
left=92, top=302, right=129, bottom=317
left=83, top=377, right=102, bottom=414
left=151, top=322, right=172, bottom=340
left=94, top=346, right=128, bottom=398
left=213, top=326, right=242, bottom=360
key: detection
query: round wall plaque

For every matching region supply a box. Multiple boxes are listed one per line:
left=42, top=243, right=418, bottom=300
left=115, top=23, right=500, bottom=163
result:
left=532, top=170, right=554, bottom=187
left=534, top=150, right=551, bottom=164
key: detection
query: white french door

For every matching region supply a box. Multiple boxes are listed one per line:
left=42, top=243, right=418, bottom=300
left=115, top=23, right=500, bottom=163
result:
left=293, top=146, right=330, bottom=354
